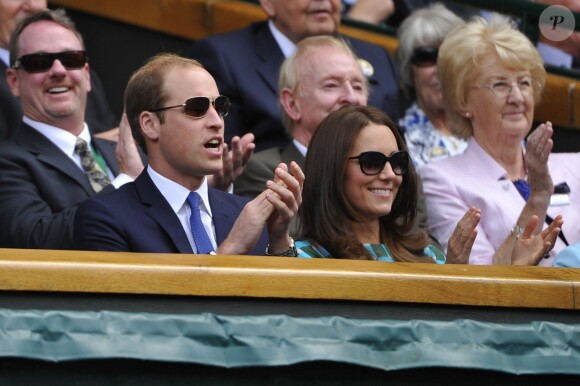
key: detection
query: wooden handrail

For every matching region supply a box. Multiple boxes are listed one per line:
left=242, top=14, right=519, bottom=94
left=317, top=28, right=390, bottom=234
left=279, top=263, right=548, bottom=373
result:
left=1, top=248, right=580, bottom=310
left=49, top=0, right=267, bottom=40
left=48, top=0, right=579, bottom=129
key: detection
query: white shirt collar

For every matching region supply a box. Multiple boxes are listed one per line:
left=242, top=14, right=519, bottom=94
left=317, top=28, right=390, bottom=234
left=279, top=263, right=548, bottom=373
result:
left=268, top=19, right=296, bottom=58
left=24, top=116, right=91, bottom=161
left=293, top=139, right=308, bottom=158
left=146, top=166, right=213, bottom=218
left=0, top=47, right=9, bottom=67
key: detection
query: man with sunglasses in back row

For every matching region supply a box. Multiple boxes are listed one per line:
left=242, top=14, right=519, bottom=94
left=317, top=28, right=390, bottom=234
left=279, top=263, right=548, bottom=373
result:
left=72, top=52, right=303, bottom=257
left=0, top=8, right=145, bottom=249
left=0, top=0, right=118, bottom=141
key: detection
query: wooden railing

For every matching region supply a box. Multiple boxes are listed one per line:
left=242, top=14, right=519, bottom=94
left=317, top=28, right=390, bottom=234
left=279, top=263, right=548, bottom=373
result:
left=1, top=248, right=580, bottom=310
left=49, top=0, right=579, bottom=129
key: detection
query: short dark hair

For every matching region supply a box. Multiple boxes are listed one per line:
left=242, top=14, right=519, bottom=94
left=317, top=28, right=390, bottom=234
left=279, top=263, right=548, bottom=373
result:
left=9, top=8, right=85, bottom=68
left=123, top=53, right=204, bottom=150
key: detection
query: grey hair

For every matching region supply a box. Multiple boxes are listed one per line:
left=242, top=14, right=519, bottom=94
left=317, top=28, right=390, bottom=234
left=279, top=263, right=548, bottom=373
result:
left=396, top=2, right=464, bottom=97
left=278, top=35, right=367, bottom=132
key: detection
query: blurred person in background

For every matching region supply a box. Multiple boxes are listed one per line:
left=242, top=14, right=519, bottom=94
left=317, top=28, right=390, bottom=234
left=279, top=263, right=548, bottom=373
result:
left=397, top=3, right=468, bottom=167
left=187, top=0, right=399, bottom=152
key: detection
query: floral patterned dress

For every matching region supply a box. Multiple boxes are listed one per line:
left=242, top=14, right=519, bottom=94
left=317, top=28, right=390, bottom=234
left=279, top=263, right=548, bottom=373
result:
left=399, top=102, right=467, bottom=168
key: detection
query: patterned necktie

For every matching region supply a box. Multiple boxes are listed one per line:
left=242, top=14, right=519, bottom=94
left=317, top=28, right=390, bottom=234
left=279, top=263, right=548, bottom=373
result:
left=186, top=192, right=214, bottom=254
left=74, top=138, right=111, bottom=193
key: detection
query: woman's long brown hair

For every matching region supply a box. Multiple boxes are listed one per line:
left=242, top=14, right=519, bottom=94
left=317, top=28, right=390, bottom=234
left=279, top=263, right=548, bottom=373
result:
left=298, top=106, right=431, bottom=262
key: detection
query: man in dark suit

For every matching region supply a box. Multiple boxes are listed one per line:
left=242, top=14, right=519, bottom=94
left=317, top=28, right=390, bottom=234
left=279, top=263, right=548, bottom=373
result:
left=73, top=53, right=303, bottom=256
left=186, top=0, right=399, bottom=152
left=0, top=9, right=144, bottom=249
left=235, top=35, right=367, bottom=199
left=0, top=0, right=118, bottom=140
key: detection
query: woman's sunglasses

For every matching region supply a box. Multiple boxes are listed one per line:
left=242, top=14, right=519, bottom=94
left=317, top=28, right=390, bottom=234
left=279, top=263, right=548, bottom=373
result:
left=410, top=46, right=438, bottom=68
left=348, top=151, right=409, bottom=176
left=12, top=51, right=87, bottom=73
left=149, top=96, right=231, bottom=118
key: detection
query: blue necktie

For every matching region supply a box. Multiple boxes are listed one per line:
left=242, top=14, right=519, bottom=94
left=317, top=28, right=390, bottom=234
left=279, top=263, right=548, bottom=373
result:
left=186, top=192, right=214, bottom=254
left=512, top=179, right=530, bottom=201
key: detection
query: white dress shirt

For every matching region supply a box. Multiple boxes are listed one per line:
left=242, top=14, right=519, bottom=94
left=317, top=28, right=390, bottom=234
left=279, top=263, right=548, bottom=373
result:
left=23, top=116, right=132, bottom=188
left=147, top=166, right=217, bottom=253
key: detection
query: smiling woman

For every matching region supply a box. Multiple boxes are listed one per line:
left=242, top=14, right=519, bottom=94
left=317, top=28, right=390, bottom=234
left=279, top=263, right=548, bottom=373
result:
left=294, top=105, right=478, bottom=263
left=420, top=16, right=580, bottom=266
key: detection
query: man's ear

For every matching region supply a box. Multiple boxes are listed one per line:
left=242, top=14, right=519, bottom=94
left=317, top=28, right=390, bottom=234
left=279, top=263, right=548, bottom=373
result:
left=6, top=68, right=20, bottom=97
left=259, top=0, right=276, bottom=18
left=140, top=111, right=160, bottom=142
left=279, top=88, right=301, bottom=121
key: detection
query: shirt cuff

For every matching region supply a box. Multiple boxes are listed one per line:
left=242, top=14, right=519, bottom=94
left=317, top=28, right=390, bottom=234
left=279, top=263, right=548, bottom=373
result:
left=111, top=173, right=134, bottom=189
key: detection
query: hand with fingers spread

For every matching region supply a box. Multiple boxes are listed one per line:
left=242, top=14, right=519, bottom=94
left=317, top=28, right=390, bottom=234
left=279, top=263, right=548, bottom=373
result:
left=446, top=207, right=481, bottom=264
left=208, top=133, right=255, bottom=191
left=511, top=214, right=563, bottom=265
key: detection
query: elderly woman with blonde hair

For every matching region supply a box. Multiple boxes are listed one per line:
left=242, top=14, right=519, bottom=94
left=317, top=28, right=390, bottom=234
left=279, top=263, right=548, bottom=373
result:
left=420, top=17, right=579, bottom=266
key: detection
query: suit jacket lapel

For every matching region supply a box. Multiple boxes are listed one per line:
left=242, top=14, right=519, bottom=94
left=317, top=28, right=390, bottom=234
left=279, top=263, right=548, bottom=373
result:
left=134, top=172, right=194, bottom=253
left=16, top=124, right=94, bottom=195
left=207, top=188, right=238, bottom=246
left=281, top=143, right=306, bottom=170
left=253, top=22, right=285, bottom=95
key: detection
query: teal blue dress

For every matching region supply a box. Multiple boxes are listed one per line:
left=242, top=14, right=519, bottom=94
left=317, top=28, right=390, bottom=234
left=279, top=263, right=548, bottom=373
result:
left=295, top=240, right=446, bottom=264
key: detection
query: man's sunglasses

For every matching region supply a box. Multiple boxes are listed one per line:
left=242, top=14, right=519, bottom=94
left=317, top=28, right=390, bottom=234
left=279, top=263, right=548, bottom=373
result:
left=149, top=96, right=231, bottom=118
left=12, top=51, right=87, bottom=73
left=410, top=46, right=438, bottom=68
left=348, top=151, right=409, bottom=176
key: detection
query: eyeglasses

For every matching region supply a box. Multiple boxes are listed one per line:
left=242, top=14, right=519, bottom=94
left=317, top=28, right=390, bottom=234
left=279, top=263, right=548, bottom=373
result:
left=12, top=51, right=87, bottom=73
left=348, top=151, right=409, bottom=176
left=410, top=46, right=438, bottom=68
left=149, top=96, right=231, bottom=118
left=474, top=79, right=538, bottom=99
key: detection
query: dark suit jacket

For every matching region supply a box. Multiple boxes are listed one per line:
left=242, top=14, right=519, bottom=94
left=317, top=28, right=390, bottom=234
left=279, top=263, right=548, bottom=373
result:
left=73, top=171, right=269, bottom=255
left=0, top=61, right=117, bottom=139
left=234, top=142, right=304, bottom=199
left=187, top=21, right=399, bottom=152
left=0, top=123, right=119, bottom=249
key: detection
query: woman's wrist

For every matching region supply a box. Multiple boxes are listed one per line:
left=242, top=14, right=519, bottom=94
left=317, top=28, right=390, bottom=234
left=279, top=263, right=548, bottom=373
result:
left=265, top=237, right=297, bottom=257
